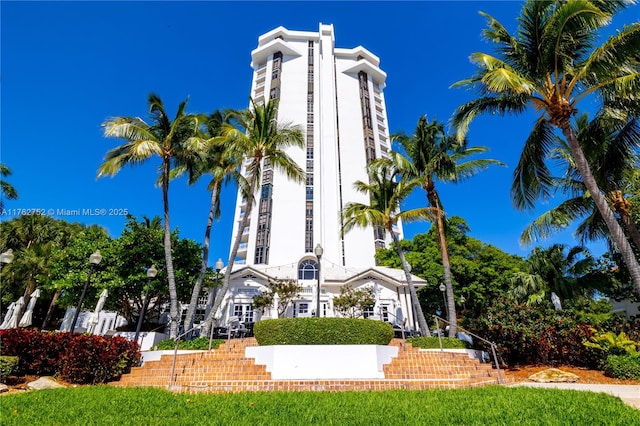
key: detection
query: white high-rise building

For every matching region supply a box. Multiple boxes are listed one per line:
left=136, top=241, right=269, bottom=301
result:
left=209, top=24, right=426, bottom=332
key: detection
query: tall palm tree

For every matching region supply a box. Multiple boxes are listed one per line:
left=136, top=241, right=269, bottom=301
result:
left=452, top=0, right=640, bottom=294
left=509, top=244, right=596, bottom=306
left=98, top=93, right=205, bottom=338
left=392, top=116, right=504, bottom=336
left=342, top=160, right=434, bottom=336
left=201, top=98, right=304, bottom=337
left=521, top=114, right=640, bottom=250
left=0, top=163, right=18, bottom=210
left=177, top=111, right=248, bottom=332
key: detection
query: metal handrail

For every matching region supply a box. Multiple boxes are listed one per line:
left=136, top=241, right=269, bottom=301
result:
left=168, top=316, right=219, bottom=390
left=431, top=315, right=504, bottom=385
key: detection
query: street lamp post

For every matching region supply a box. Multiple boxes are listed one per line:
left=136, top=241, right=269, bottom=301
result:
left=459, top=295, right=466, bottom=311
left=208, top=258, right=224, bottom=351
left=439, top=282, right=448, bottom=319
left=0, top=249, right=14, bottom=272
left=134, top=264, right=158, bottom=343
left=314, top=244, right=323, bottom=317
left=70, top=250, right=102, bottom=333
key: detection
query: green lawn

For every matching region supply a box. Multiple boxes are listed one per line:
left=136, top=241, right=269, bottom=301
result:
left=2, top=386, right=638, bottom=425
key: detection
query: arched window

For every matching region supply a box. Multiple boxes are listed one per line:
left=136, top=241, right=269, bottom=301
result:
left=298, top=259, right=318, bottom=280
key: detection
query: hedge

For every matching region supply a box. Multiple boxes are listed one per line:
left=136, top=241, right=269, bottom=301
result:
left=254, top=318, right=394, bottom=345
left=603, top=354, right=640, bottom=380
left=155, top=337, right=224, bottom=350
left=407, top=337, right=470, bottom=349
left=0, top=328, right=140, bottom=384
left=0, top=356, right=18, bottom=381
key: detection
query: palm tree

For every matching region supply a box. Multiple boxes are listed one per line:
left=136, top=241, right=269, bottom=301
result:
left=392, top=116, right=504, bottom=336
left=0, top=163, right=18, bottom=210
left=452, top=0, right=640, bottom=294
left=342, top=160, right=434, bottom=336
left=200, top=98, right=304, bottom=337
left=177, top=111, right=248, bottom=332
left=98, top=93, right=206, bottom=338
left=510, top=244, right=596, bottom=306
left=521, top=114, right=640, bottom=251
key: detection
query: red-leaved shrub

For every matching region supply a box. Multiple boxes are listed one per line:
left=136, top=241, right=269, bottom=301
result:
left=0, top=329, right=140, bottom=384
left=462, top=298, right=600, bottom=367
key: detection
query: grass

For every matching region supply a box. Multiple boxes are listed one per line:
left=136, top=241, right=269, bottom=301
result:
left=1, top=386, right=638, bottom=425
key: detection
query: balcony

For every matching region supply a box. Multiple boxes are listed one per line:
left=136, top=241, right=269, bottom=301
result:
left=238, top=242, right=248, bottom=253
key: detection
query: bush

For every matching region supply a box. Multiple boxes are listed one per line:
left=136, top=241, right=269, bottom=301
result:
left=602, top=354, right=640, bottom=380
left=0, top=356, right=19, bottom=382
left=407, top=337, right=470, bottom=349
left=0, top=329, right=140, bottom=384
left=462, top=298, right=599, bottom=367
left=155, top=337, right=224, bottom=351
left=254, top=318, right=394, bottom=345
left=58, top=334, right=140, bottom=384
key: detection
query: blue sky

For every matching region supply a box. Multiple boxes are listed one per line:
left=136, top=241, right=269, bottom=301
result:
left=2, top=1, right=638, bottom=266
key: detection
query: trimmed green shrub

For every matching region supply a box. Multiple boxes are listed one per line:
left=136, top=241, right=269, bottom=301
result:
left=254, top=318, right=394, bottom=345
left=0, top=356, right=19, bottom=382
left=155, top=337, right=223, bottom=350
left=407, top=337, right=470, bottom=349
left=602, top=354, right=640, bottom=380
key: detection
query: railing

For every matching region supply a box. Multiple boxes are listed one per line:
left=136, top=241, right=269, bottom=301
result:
left=168, top=319, right=213, bottom=390
left=432, top=315, right=504, bottom=385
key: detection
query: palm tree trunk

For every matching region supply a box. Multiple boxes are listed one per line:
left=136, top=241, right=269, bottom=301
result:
left=201, top=174, right=257, bottom=337
left=183, top=183, right=220, bottom=333
left=390, top=229, right=430, bottom=336
left=162, top=160, right=179, bottom=339
left=426, top=184, right=458, bottom=337
left=562, top=125, right=640, bottom=295
left=435, top=215, right=458, bottom=337
left=41, top=290, right=60, bottom=330
left=620, top=212, right=640, bottom=253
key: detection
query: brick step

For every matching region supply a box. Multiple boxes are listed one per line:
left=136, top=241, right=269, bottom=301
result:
left=112, top=378, right=487, bottom=393
left=113, top=338, right=506, bottom=392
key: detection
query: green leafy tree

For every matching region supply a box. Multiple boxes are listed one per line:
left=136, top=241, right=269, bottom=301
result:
left=392, top=116, right=504, bottom=336
left=333, top=286, right=375, bottom=319
left=251, top=279, right=302, bottom=318
left=376, top=216, right=526, bottom=321
left=452, top=0, right=640, bottom=294
left=0, top=163, right=18, bottom=210
left=46, top=225, right=118, bottom=329
left=98, top=94, right=206, bottom=338
left=201, top=98, right=304, bottom=336
left=108, top=215, right=202, bottom=329
left=342, top=160, right=434, bottom=336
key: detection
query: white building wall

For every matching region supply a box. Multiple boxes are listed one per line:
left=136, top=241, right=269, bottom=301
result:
left=232, top=23, right=402, bottom=270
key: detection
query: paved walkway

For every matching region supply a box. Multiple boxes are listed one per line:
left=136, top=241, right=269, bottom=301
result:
left=512, top=382, right=640, bottom=409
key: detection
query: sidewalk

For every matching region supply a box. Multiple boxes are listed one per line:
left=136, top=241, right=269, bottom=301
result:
left=512, top=382, right=640, bottom=409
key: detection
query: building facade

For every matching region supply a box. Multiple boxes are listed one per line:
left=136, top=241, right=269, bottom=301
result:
left=213, top=24, right=426, bottom=331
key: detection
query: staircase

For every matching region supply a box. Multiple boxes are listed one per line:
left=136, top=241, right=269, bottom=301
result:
left=112, top=338, right=508, bottom=393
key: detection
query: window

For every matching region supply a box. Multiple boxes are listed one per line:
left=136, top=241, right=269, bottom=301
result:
left=306, top=186, right=314, bottom=200
left=306, top=175, right=313, bottom=186
left=298, top=259, right=318, bottom=280
left=363, top=306, right=375, bottom=319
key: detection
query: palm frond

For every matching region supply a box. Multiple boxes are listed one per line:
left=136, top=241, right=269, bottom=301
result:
left=511, top=117, right=556, bottom=210
left=451, top=95, right=529, bottom=141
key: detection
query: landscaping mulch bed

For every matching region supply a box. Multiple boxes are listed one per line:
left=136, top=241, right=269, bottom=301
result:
left=503, top=365, right=640, bottom=385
